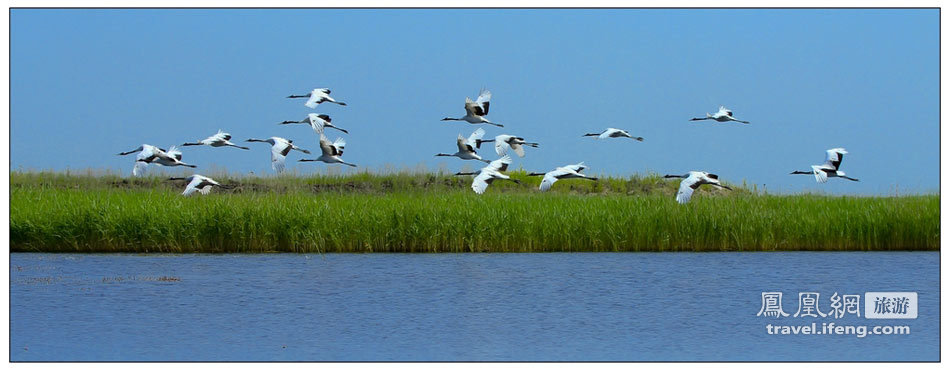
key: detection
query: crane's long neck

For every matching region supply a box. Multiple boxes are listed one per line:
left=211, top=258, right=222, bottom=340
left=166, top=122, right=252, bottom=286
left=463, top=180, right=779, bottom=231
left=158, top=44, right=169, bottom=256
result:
left=181, top=142, right=202, bottom=146
left=790, top=170, right=812, bottom=175
left=287, top=94, right=308, bottom=98
left=527, top=172, right=546, bottom=176
left=118, top=147, right=144, bottom=156
left=663, top=174, right=687, bottom=179
left=442, top=117, right=462, bottom=121
left=583, top=133, right=600, bottom=137
left=435, top=153, right=453, bottom=157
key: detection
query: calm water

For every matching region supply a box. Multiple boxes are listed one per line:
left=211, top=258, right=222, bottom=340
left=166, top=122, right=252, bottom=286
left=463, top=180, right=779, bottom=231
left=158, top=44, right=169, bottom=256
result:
left=10, top=252, right=939, bottom=361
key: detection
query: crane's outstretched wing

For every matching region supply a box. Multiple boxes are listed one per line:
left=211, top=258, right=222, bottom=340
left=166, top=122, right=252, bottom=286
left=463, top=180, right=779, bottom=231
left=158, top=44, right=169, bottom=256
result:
left=675, top=178, right=698, bottom=204
left=466, top=128, right=486, bottom=148
left=183, top=177, right=201, bottom=196
left=132, top=160, right=148, bottom=177
left=457, top=134, right=473, bottom=153
left=824, top=148, right=847, bottom=170
left=197, top=178, right=217, bottom=195
left=539, top=167, right=578, bottom=192
left=485, top=155, right=512, bottom=172
left=811, top=165, right=830, bottom=184
left=332, top=137, right=346, bottom=156
left=472, top=170, right=495, bottom=194
left=307, top=113, right=328, bottom=134
left=474, top=89, right=491, bottom=116
left=494, top=135, right=511, bottom=156
left=271, top=141, right=291, bottom=172
left=562, top=162, right=586, bottom=173
left=302, top=89, right=332, bottom=108
left=318, top=134, right=335, bottom=156
left=510, top=142, right=526, bottom=158
left=539, top=172, right=560, bottom=192
left=132, top=146, right=156, bottom=176
left=166, top=146, right=183, bottom=161
left=305, top=94, right=322, bottom=109
left=208, top=130, right=230, bottom=143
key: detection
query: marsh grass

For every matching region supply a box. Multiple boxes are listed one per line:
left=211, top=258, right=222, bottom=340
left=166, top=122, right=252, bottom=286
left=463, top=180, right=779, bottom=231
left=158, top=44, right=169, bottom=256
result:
left=10, top=171, right=939, bottom=253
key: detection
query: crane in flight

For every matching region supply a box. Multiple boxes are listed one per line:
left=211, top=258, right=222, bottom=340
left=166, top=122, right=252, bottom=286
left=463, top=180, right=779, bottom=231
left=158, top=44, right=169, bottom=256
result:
left=287, top=88, right=347, bottom=108
left=690, top=106, right=750, bottom=124
left=299, top=134, right=357, bottom=167
left=582, top=128, right=644, bottom=141
left=245, top=137, right=310, bottom=173
left=664, top=171, right=732, bottom=204
left=182, top=130, right=249, bottom=150
left=441, top=89, right=502, bottom=127
left=528, top=162, right=598, bottom=191
left=790, top=148, right=859, bottom=183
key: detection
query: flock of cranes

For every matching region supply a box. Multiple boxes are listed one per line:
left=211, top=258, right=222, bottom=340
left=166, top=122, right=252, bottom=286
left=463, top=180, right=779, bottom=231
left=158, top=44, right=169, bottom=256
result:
left=117, top=88, right=859, bottom=203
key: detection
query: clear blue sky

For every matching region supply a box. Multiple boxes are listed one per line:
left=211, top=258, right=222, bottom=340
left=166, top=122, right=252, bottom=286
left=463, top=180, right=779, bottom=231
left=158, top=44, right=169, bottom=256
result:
left=10, top=9, right=939, bottom=194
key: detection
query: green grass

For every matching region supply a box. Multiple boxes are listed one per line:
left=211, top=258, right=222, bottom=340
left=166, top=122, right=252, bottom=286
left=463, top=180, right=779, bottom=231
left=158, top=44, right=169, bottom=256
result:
left=10, top=171, right=939, bottom=253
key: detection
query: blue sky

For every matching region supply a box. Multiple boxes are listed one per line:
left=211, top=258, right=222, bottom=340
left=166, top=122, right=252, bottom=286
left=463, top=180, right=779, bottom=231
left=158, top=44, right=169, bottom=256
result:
left=10, top=9, right=939, bottom=194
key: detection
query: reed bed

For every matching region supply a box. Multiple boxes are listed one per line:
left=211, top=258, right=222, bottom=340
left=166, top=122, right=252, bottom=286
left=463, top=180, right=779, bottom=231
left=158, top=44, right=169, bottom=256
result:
left=10, top=172, right=939, bottom=253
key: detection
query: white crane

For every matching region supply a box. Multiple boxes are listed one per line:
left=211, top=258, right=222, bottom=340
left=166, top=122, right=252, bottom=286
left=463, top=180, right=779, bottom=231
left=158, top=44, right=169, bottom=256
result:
left=453, top=155, right=519, bottom=194
left=299, top=134, right=357, bottom=167
left=690, top=106, right=750, bottom=124
left=476, top=134, right=539, bottom=158
left=280, top=113, right=348, bottom=134
left=441, top=89, right=502, bottom=127
left=133, top=145, right=198, bottom=176
left=790, top=148, right=859, bottom=183
left=663, top=171, right=732, bottom=204
left=245, top=137, right=311, bottom=173
left=435, top=130, right=491, bottom=163
left=454, top=154, right=513, bottom=177
left=528, top=162, right=598, bottom=191
left=118, top=144, right=170, bottom=177
left=287, top=88, right=347, bottom=108
left=182, top=130, right=249, bottom=150
left=583, top=128, right=644, bottom=141
left=169, top=174, right=225, bottom=196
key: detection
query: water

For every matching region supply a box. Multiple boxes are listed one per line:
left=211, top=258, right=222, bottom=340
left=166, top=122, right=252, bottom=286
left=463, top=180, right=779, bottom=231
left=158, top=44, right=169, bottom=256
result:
left=10, top=252, right=939, bottom=361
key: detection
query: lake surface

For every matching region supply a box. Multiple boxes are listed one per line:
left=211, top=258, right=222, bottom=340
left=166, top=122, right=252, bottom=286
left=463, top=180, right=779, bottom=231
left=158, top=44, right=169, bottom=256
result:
left=10, top=252, right=939, bottom=361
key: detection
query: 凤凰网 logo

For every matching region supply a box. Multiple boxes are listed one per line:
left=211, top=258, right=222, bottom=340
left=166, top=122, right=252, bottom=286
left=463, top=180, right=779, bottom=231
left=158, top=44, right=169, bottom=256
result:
left=757, top=291, right=917, bottom=319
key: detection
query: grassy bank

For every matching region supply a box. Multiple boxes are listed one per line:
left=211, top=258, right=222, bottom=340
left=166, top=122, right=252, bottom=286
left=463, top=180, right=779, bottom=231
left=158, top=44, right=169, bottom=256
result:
left=10, top=171, right=939, bottom=253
